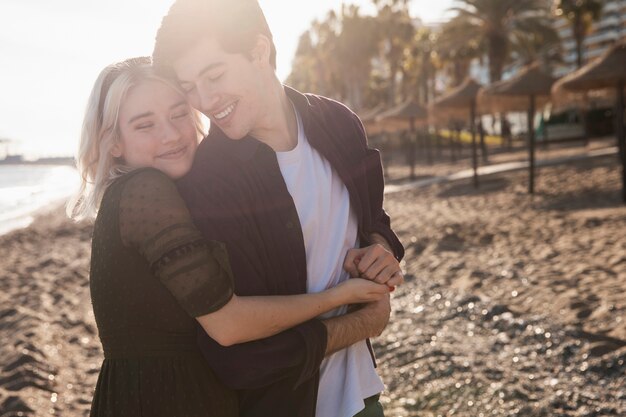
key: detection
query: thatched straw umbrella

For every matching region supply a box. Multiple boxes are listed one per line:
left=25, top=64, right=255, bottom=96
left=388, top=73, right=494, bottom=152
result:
left=558, top=41, right=626, bottom=202
left=552, top=71, right=617, bottom=146
left=479, top=63, right=556, bottom=194
left=427, top=105, right=467, bottom=162
left=376, top=100, right=428, bottom=179
left=551, top=75, right=616, bottom=113
left=359, top=104, right=387, bottom=136
left=359, top=105, right=381, bottom=131
left=432, top=78, right=483, bottom=188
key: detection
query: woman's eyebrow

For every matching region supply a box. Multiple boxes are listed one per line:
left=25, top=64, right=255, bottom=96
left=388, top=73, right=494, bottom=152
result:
left=170, top=100, right=187, bottom=109
left=128, top=112, right=153, bottom=124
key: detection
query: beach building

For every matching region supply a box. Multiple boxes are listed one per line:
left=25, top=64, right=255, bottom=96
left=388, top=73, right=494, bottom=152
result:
left=554, top=0, right=626, bottom=77
left=431, top=1, right=626, bottom=82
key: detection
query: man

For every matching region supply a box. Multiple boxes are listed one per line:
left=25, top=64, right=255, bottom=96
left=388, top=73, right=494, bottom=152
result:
left=153, top=1, right=405, bottom=416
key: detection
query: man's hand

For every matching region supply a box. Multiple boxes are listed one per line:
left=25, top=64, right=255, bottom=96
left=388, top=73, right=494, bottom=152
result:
left=343, top=244, right=403, bottom=288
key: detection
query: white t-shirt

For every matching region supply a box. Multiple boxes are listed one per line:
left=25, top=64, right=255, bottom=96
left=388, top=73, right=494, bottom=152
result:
left=276, top=105, right=384, bottom=417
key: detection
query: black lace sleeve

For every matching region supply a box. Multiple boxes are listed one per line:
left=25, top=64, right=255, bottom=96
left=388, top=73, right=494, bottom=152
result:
left=118, top=168, right=234, bottom=317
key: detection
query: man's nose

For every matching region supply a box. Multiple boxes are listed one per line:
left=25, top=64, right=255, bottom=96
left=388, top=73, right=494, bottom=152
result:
left=197, top=84, right=220, bottom=115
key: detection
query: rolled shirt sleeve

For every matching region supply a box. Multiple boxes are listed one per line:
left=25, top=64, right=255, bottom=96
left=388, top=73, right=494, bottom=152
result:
left=196, top=318, right=327, bottom=390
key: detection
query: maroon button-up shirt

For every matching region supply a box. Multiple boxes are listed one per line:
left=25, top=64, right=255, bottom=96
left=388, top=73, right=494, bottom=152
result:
left=177, top=86, right=404, bottom=417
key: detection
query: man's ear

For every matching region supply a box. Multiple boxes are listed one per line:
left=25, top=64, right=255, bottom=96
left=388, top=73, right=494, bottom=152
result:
left=251, top=34, right=271, bottom=67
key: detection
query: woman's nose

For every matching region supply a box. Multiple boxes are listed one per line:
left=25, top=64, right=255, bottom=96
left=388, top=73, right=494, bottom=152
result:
left=161, top=120, right=182, bottom=143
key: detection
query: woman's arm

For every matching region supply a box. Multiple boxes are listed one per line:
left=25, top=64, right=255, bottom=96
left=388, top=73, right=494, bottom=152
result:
left=119, top=168, right=388, bottom=347
left=197, top=278, right=388, bottom=347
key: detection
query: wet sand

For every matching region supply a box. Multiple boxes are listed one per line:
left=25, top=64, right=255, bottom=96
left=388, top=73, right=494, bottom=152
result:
left=0, top=154, right=624, bottom=416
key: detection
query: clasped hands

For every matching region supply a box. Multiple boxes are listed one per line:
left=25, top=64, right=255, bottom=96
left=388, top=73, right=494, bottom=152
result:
left=343, top=242, right=404, bottom=290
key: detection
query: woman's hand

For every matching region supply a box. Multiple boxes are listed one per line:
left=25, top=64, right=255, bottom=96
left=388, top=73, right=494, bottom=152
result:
left=331, top=278, right=390, bottom=305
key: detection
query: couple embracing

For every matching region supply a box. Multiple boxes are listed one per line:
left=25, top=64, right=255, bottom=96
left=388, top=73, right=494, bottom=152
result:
left=70, top=1, right=405, bottom=416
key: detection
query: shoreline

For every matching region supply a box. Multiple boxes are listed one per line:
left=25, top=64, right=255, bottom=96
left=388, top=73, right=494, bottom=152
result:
left=0, top=198, right=72, bottom=236
left=0, top=165, right=78, bottom=236
left=0, top=159, right=75, bottom=167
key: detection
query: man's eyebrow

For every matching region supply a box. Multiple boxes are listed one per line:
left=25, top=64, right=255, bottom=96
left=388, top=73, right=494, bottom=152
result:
left=128, top=112, right=153, bottom=124
left=178, top=62, right=225, bottom=84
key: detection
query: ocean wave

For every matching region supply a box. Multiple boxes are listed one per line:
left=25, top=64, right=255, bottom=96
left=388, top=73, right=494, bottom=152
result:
left=0, top=166, right=78, bottom=235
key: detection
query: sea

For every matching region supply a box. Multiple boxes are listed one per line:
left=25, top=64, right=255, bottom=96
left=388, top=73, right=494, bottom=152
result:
left=0, top=165, right=79, bottom=235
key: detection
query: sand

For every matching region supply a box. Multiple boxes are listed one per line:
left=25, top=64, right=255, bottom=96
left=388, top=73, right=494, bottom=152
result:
left=377, top=154, right=626, bottom=416
left=0, top=151, right=624, bottom=416
left=0, top=208, right=97, bottom=416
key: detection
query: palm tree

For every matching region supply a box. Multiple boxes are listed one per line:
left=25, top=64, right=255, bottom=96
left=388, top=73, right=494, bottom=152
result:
left=553, top=0, right=604, bottom=68
left=437, top=16, right=484, bottom=87
left=287, top=7, right=379, bottom=110
left=409, top=28, right=440, bottom=104
left=334, top=5, right=380, bottom=109
left=287, top=11, right=345, bottom=99
left=372, top=0, right=415, bottom=104
left=449, top=0, right=557, bottom=83
left=288, top=32, right=321, bottom=94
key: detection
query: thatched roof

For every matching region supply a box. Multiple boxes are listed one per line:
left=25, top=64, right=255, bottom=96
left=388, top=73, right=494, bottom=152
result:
left=478, top=63, right=555, bottom=113
left=373, top=99, right=428, bottom=132
left=433, top=78, right=482, bottom=109
left=359, top=103, right=421, bottom=136
left=483, top=62, right=555, bottom=96
left=560, top=41, right=626, bottom=92
left=428, top=78, right=483, bottom=126
left=358, top=104, right=386, bottom=123
left=376, top=99, right=428, bottom=121
left=428, top=103, right=471, bottom=127
left=551, top=73, right=618, bottom=112
left=479, top=91, right=548, bottom=114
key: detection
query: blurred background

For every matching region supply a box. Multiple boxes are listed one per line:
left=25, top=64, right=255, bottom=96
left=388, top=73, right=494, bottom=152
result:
left=1, top=1, right=625, bottom=416
left=2, top=0, right=625, bottom=230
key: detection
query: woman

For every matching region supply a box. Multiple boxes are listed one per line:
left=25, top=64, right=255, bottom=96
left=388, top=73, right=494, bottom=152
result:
left=68, top=57, right=389, bottom=417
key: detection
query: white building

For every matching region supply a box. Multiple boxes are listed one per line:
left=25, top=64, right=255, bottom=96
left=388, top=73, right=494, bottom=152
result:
left=554, top=0, right=626, bottom=77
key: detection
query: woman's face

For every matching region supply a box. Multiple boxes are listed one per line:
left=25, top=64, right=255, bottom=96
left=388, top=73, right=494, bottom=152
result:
left=113, top=80, right=198, bottom=179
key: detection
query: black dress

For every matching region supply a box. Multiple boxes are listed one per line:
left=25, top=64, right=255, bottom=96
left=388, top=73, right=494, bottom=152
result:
left=88, top=168, right=238, bottom=417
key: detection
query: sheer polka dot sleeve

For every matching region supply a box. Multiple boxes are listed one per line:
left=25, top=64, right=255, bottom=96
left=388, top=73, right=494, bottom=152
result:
left=118, top=168, right=234, bottom=317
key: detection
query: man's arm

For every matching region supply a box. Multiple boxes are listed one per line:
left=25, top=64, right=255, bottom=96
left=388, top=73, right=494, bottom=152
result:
left=323, top=294, right=391, bottom=356
left=369, top=232, right=393, bottom=252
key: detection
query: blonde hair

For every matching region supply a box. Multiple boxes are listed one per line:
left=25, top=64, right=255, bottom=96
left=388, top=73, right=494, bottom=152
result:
left=67, top=57, right=204, bottom=220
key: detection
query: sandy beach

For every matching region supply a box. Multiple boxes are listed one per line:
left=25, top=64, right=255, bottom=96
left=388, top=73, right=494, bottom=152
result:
left=1, top=152, right=625, bottom=416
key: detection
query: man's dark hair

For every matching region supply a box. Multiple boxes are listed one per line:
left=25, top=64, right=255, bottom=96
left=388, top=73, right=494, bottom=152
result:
left=153, top=0, right=277, bottom=73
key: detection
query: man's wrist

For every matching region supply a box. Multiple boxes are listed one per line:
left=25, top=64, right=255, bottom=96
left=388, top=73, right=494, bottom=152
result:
left=368, top=232, right=392, bottom=253
left=322, top=307, right=372, bottom=355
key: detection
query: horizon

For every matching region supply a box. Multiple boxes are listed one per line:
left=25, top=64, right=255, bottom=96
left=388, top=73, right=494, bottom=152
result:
left=0, top=0, right=453, bottom=159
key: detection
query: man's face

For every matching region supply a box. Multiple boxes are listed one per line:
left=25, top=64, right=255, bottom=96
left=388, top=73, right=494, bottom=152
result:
left=173, top=36, right=266, bottom=140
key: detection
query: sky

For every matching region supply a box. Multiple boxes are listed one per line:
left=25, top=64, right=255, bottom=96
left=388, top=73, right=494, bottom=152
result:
left=0, top=0, right=454, bottom=159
